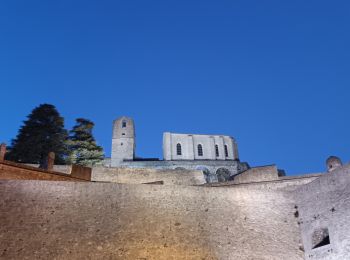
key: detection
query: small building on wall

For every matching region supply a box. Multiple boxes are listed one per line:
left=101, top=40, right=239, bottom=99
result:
left=108, top=116, right=249, bottom=182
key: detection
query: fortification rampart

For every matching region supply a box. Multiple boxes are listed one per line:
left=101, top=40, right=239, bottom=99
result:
left=231, top=165, right=281, bottom=184
left=206, top=172, right=322, bottom=191
left=295, top=163, right=350, bottom=259
left=0, top=180, right=303, bottom=260
left=25, top=164, right=72, bottom=174
left=91, top=166, right=206, bottom=185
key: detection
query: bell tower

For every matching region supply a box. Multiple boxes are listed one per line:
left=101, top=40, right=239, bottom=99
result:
left=111, top=116, right=135, bottom=166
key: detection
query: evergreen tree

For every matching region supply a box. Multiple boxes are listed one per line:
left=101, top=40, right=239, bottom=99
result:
left=67, top=118, right=104, bottom=166
left=7, top=104, right=68, bottom=167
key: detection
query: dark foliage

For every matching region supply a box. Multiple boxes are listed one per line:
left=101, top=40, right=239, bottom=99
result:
left=67, top=118, right=104, bottom=166
left=6, top=104, right=68, bottom=167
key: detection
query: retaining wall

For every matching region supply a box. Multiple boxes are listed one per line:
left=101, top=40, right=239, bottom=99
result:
left=92, top=166, right=206, bottom=185
left=0, top=180, right=303, bottom=260
left=295, top=163, right=350, bottom=259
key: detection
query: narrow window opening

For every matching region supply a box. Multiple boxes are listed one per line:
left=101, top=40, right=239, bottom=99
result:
left=122, top=133, right=125, bottom=136
left=215, top=145, right=219, bottom=157
left=312, top=228, right=330, bottom=249
left=224, top=145, right=229, bottom=157
left=176, top=143, right=182, bottom=155
left=122, top=121, right=127, bottom=128
left=198, top=144, right=203, bottom=156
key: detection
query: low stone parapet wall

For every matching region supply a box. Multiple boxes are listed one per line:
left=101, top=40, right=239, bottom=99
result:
left=25, top=164, right=72, bottom=174
left=0, top=160, right=87, bottom=182
left=91, top=166, right=206, bottom=185
left=231, top=165, right=280, bottom=184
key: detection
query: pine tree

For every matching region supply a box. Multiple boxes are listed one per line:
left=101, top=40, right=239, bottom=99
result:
left=67, top=118, right=104, bottom=166
left=7, top=104, right=68, bottom=167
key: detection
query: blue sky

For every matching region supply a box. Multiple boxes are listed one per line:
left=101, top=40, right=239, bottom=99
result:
left=0, top=0, right=349, bottom=175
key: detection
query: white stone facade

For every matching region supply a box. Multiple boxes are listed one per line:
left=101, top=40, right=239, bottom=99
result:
left=111, top=117, right=135, bottom=166
left=110, top=117, right=245, bottom=182
left=163, top=132, right=238, bottom=161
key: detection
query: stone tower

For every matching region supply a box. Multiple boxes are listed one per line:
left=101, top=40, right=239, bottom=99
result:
left=111, top=116, right=135, bottom=166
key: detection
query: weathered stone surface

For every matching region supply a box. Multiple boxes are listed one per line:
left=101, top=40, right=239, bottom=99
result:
left=295, top=163, right=350, bottom=259
left=25, top=164, right=73, bottom=175
left=71, top=164, right=91, bottom=181
left=0, top=180, right=303, bottom=260
left=232, top=165, right=281, bottom=184
left=206, top=172, right=321, bottom=191
left=0, top=160, right=86, bottom=182
left=105, top=159, right=249, bottom=183
left=111, top=117, right=135, bottom=166
left=92, top=166, right=206, bottom=185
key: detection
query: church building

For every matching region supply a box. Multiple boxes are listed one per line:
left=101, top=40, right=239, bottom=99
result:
left=109, top=116, right=249, bottom=182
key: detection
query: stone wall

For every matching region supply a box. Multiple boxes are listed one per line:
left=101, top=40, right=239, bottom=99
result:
left=92, top=166, right=206, bottom=185
left=232, top=165, right=281, bottom=184
left=105, top=159, right=249, bottom=183
left=111, top=117, right=135, bottom=166
left=0, top=180, right=303, bottom=260
left=295, top=163, right=350, bottom=259
left=25, top=164, right=72, bottom=175
left=206, top=173, right=322, bottom=191
left=0, top=161, right=86, bottom=182
left=23, top=160, right=250, bottom=184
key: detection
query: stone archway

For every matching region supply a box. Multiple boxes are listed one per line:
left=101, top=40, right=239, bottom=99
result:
left=195, top=166, right=212, bottom=183
left=216, top=168, right=230, bottom=182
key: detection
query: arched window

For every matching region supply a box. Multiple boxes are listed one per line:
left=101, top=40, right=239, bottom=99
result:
left=176, top=143, right=182, bottom=155
left=122, top=120, right=127, bottom=128
left=196, top=166, right=211, bottom=183
left=198, top=144, right=203, bottom=156
left=224, top=145, right=228, bottom=157
left=215, top=145, right=219, bottom=157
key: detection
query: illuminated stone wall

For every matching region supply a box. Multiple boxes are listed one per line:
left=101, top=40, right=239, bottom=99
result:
left=232, top=165, right=281, bottom=184
left=0, top=180, right=303, bottom=259
left=91, top=166, right=206, bottom=185
left=0, top=161, right=85, bottom=182
left=295, top=163, right=350, bottom=259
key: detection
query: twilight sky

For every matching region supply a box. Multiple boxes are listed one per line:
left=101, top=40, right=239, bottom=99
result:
left=0, top=0, right=349, bottom=175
